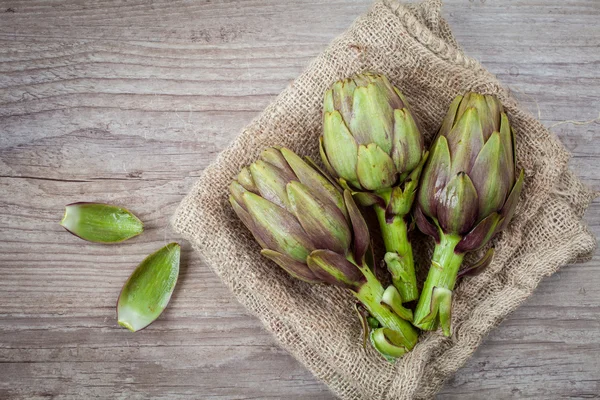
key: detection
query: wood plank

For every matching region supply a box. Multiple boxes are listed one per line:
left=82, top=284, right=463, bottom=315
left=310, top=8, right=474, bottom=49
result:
left=0, top=0, right=598, bottom=399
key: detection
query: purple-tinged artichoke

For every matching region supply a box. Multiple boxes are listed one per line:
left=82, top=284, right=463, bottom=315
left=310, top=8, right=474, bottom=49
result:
left=413, top=93, right=525, bottom=336
left=229, top=147, right=418, bottom=359
left=320, top=72, right=428, bottom=302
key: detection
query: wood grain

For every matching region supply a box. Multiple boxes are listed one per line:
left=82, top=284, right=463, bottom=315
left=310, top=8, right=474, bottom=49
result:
left=0, top=0, right=598, bottom=398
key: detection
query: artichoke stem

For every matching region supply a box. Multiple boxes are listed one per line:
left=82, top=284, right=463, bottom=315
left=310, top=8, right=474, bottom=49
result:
left=353, top=262, right=418, bottom=352
left=374, top=205, right=418, bottom=302
left=413, top=233, right=464, bottom=333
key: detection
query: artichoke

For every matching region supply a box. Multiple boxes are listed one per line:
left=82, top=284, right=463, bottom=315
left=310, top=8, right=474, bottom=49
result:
left=413, top=93, right=525, bottom=335
left=320, top=72, right=428, bottom=302
left=229, top=147, right=418, bottom=359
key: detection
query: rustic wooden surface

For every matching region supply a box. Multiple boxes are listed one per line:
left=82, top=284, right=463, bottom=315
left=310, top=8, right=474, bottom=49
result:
left=0, top=0, right=598, bottom=398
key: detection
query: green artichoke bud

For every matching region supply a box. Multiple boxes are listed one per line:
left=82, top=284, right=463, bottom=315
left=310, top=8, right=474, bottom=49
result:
left=230, top=147, right=417, bottom=359
left=413, top=93, right=525, bottom=335
left=320, top=72, right=428, bottom=302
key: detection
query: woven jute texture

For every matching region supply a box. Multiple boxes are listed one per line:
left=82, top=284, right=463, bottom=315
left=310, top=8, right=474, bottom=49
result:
left=172, top=1, right=597, bottom=398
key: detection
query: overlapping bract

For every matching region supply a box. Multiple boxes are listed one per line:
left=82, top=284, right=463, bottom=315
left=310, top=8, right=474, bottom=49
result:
left=228, top=147, right=370, bottom=290
left=416, top=93, right=524, bottom=252
left=320, top=72, right=426, bottom=192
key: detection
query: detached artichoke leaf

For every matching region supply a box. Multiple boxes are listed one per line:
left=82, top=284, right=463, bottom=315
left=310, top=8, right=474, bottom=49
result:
left=117, top=243, right=181, bottom=332
left=60, top=202, right=144, bottom=243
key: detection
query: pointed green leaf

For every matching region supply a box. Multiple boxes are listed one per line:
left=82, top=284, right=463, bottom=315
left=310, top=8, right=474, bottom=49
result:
left=260, top=249, right=321, bottom=284
left=373, top=74, right=405, bottom=110
left=438, top=95, right=463, bottom=137
left=461, top=93, right=496, bottom=139
left=229, top=181, right=248, bottom=210
left=392, top=86, right=410, bottom=110
left=243, top=192, right=314, bottom=262
left=344, top=190, right=370, bottom=263
left=499, top=112, right=515, bottom=185
left=349, top=84, right=394, bottom=152
left=414, top=205, right=440, bottom=242
left=454, top=92, right=472, bottom=127
left=60, top=202, right=143, bottom=243
left=249, top=160, right=293, bottom=211
left=392, top=108, right=423, bottom=173
left=455, top=212, right=501, bottom=253
left=236, top=167, right=257, bottom=192
left=287, top=181, right=351, bottom=254
left=446, top=107, right=485, bottom=176
left=331, top=78, right=356, bottom=124
left=318, top=136, right=339, bottom=179
left=437, top=172, right=479, bottom=234
left=485, top=95, right=503, bottom=132
left=498, top=169, right=525, bottom=231
left=260, top=147, right=295, bottom=177
left=323, top=87, right=335, bottom=113
left=117, top=243, right=180, bottom=332
left=356, top=143, right=397, bottom=191
left=229, top=195, right=269, bottom=249
left=280, top=148, right=347, bottom=219
left=323, top=111, right=360, bottom=188
left=306, top=249, right=364, bottom=291
left=470, top=132, right=510, bottom=220
left=418, top=136, right=451, bottom=217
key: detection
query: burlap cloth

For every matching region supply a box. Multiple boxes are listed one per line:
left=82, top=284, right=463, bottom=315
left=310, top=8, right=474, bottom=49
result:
left=172, top=0, right=597, bottom=398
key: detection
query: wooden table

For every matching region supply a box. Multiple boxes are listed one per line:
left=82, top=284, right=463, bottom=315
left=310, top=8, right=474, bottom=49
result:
left=1, top=1, right=598, bottom=398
